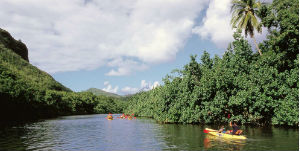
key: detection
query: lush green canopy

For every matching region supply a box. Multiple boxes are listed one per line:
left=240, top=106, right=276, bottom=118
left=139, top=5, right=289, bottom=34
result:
left=125, top=0, right=298, bottom=126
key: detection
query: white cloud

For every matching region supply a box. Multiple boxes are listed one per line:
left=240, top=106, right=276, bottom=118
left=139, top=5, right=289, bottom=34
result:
left=141, top=80, right=160, bottom=91
left=192, top=0, right=268, bottom=50
left=103, top=81, right=109, bottom=86
left=141, top=80, right=148, bottom=88
left=120, top=80, right=160, bottom=94
left=102, top=81, right=118, bottom=93
left=106, top=58, right=148, bottom=76
left=192, top=0, right=233, bottom=48
left=121, top=86, right=139, bottom=95
left=152, top=81, right=160, bottom=89
left=0, top=0, right=209, bottom=74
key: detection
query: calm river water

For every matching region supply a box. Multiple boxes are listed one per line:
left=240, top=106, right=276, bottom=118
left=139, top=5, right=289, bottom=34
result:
left=0, top=114, right=298, bottom=150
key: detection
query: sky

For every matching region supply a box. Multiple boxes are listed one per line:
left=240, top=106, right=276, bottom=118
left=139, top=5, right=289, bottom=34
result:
left=0, top=0, right=269, bottom=95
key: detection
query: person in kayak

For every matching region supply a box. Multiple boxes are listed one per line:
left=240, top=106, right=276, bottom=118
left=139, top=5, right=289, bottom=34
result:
left=225, top=121, right=240, bottom=135
left=218, top=126, right=226, bottom=133
left=107, top=113, right=113, bottom=120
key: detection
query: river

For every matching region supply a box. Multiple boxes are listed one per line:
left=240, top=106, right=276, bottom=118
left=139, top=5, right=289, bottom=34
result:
left=0, top=114, right=298, bottom=150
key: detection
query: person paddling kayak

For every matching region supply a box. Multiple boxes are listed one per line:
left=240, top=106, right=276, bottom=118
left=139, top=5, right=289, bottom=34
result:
left=225, top=121, right=242, bottom=135
left=107, top=113, right=113, bottom=120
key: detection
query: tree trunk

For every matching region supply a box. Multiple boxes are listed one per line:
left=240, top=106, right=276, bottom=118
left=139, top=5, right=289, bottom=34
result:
left=252, top=37, right=262, bottom=56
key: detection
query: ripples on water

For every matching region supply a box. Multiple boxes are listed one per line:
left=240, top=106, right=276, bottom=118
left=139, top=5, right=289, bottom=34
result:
left=0, top=114, right=298, bottom=150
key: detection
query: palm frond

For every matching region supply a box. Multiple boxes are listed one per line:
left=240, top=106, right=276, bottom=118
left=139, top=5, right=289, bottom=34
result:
left=242, top=13, right=251, bottom=29
left=231, top=0, right=247, bottom=12
left=230, top=0, right=263, bottom=38
left=250, top=13, right=262, bottom=33
left=231, top=11, right=244, bottom=27
left=238, top=15, right=246, bottom=29
left=246, top=23, right=254, bottom=37
left=253, top=1, right=261, bottom=9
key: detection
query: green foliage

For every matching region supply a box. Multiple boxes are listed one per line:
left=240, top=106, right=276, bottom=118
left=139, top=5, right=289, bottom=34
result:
left=0, top=28, right=29, bottom=61
left=124, top=0, right=298, bottom=126
left=260, top=0, right=299, bottom=70
left=0, top=38, right=127, bottom=121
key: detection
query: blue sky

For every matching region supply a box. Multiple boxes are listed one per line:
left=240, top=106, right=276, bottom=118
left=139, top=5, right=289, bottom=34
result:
left=0, top=0, right=268, bottom=95
left=52, top=35, right=223, bottom=94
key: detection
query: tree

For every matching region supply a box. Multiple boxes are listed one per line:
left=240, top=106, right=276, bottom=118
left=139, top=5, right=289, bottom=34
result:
left=259, top=0, right=299, bottom=70
left=230, top=0, right=264, bottom=55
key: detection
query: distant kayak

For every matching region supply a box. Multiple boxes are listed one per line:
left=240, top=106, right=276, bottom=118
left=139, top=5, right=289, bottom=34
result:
left=205, top=128, right=247, bottom=140
left=106, top=114, right=113, bottom=120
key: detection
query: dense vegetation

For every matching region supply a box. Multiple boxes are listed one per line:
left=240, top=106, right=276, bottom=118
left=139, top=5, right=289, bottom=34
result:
left=0, top=29, right=29, bottom=62
left=125, top=0, right=298, bottom=126
left=0, top=29, right=126, bottom=121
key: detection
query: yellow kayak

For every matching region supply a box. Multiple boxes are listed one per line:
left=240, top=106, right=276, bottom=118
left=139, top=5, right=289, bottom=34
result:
left=205, top=128, right=247, bottom=140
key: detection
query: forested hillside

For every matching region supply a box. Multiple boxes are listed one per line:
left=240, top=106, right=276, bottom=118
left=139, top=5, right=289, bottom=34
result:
left=125, top=0, right=299, bottom=126
left=0, top=29, right=29, bottom=62
left=0, top=29, right=126, bottom=121
left=85, top=88, right=122, bottom=98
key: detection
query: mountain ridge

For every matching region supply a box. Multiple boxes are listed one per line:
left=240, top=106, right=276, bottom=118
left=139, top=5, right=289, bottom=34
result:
left=0, top=28, right=29, bottom=62
left=84, top=88, right=122, bottom=98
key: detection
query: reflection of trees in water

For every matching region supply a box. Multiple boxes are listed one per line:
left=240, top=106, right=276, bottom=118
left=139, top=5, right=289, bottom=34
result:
left=243, top=126, right=274, bottom=137
left=243, top=126, right=299, bottom=150
left=204, top=134, right=246, bottom=151
left=158, top=124, right=207, bottom=150
left=0, top=122, right=35, bottom=150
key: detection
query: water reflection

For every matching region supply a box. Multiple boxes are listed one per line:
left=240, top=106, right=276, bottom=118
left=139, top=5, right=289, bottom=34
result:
left=204, top=134, right=246, bottom=151
left=0, top=115, right=298, bottom=151
left=0, top=122, right=29, bottom=150
left=159, top=124, right=205, bottom=150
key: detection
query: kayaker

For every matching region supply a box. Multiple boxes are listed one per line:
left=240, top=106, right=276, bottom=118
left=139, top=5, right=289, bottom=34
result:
left=218, top=126, right=225, bottom=133
left=107, top=113, right=113, bottom=120
left=225, top=121, right=240, bottom=135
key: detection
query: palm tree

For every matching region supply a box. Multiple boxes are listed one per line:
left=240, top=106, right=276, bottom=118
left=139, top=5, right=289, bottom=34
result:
left=231, top=0, right=263, bottom=55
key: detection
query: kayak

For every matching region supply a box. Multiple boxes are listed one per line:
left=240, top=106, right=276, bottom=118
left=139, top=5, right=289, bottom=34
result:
left=107, top=115, right=113, bottom=120
left=205, top=128, right=247, bottom=140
